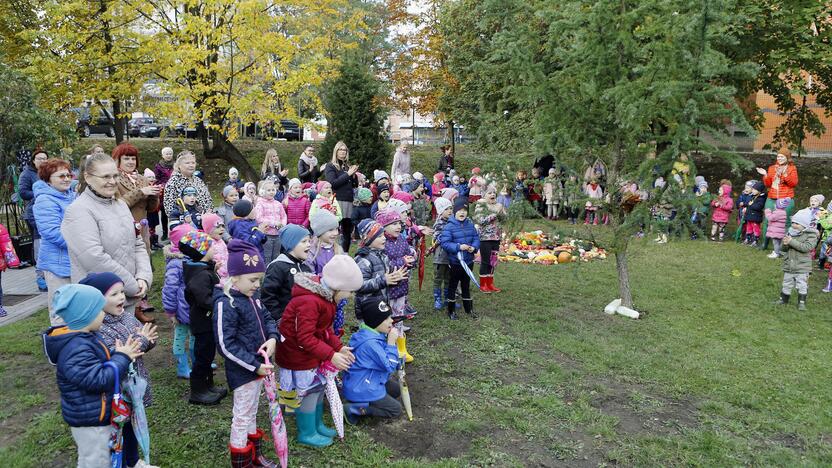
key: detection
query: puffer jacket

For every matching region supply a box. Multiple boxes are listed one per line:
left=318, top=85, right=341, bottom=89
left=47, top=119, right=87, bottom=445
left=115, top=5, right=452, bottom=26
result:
left=764, top=208, right=787, bottom=239
left=162, top=246, right=190, bottom=324
left=743, top=193, right=767, bottom=223
left=212, top=238, right=229, bottom=283
left=342, top=326, right=399, bottom=403
left=154, top=161, right=174, bottom=186
left=284, top=194, right=311, bottom=228
left=710, top=192, right=734, bottom=224
left=19, top=164, right=39, bottom=221
left=261, top=253, right=311, bottom=323
left=216, top=202, right=234, bottom=241
left=782, top=227, right=818, bottom=274
left=432, top=216, right=450, bottom=264
left=61, top=189, right=152, bottom=309
left=384, top=233, right=414, bottom=300
left=33, top=181, right=75, bottom=277
left=353, top=246, right=390, bottom=319
left=214, top=288, right=278, bottom=390
left=43, top=327, right=131, bottom=427
left=98, top=312, right=155, bottom=407
left=184, top=260, right=220, bottom=335
left=440, top=216, right=481, bottom=265
left=254, top=198, right=287, bottom=236
left=276, top=273, right=343, bottom=370
left=228, top=218, right=266, bottom=256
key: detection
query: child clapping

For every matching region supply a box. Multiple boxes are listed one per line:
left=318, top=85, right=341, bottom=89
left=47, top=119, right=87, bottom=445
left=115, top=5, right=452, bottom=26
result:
left=775, top=209, right=819, bottom=310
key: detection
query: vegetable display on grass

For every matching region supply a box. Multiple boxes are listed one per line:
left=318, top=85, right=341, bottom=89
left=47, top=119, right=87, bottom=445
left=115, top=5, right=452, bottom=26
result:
left=499, top=231, right=607, bottom=265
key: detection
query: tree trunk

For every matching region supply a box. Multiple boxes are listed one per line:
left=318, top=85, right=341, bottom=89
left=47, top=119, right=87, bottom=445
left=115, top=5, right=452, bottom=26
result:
left=112, top=99, right=125, bottom=144
left=447, top=120, right=455, bottom=156
left=205, top=128, right=259, bottom=183
left=615, top=240, right=634, bottom=308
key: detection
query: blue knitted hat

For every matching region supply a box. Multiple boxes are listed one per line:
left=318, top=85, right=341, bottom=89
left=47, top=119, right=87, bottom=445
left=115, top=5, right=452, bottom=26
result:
left=54, top=284, right=105, bottom=330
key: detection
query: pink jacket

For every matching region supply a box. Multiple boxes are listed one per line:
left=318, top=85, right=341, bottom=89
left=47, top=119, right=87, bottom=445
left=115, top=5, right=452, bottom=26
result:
left=764, top=208, right=787, bottom=239
left=212, top=238, right=229, bottom=284
left=710, top=195, right=734, bottom=224
left=284, top=194, right=311, bottom=227
left=254, top=198, right=287, bottom=235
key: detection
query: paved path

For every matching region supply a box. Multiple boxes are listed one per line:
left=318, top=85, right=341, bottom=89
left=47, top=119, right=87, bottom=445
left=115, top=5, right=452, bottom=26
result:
left=0, top=266, right=47, bottom=327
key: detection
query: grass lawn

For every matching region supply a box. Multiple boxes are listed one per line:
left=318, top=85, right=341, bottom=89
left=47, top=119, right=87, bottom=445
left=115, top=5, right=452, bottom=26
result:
left=1, top=219, right=831, bottom=466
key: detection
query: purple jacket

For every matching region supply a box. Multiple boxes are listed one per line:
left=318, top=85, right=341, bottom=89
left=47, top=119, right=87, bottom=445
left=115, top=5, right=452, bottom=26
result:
left=384, top=234, right=415, bottom=300
left=162, top=246, right=190, bottom=324
left=284, top=194, right=311, bottom=228
left=154, top=161, right=174, bottom=186
left=765, top=208, right=787, bottom=239
left=307, top=244, right=336, bottom=275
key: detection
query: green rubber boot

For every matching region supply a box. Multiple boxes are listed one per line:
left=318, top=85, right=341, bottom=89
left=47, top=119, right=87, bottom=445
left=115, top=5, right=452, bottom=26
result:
left=315, top=401, right=338, bottom=438
left=295, top=410, right=332, bottom=447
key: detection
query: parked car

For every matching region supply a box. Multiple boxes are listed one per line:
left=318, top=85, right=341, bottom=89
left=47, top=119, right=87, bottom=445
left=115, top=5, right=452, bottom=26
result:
left=128, top=118, right=157, bottom=137
left=76, top=108, right=118, bottom=138
left=262, top=119, right=301, bottom=141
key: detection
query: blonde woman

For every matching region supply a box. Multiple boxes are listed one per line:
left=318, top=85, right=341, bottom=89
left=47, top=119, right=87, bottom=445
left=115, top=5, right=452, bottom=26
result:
left=323, top=141, right=359, bottom=251
left=163, top=150, right=212, bottom=217
left=261, top=148, right=290, bottom=196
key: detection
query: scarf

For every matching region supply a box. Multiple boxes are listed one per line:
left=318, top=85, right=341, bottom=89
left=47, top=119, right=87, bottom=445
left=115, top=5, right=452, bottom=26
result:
left=300, top=153, right=318, bottom=171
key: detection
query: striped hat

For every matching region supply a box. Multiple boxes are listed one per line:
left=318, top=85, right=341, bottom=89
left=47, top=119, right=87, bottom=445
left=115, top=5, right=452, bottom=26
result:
left=178, top=230, right=214, bottom=261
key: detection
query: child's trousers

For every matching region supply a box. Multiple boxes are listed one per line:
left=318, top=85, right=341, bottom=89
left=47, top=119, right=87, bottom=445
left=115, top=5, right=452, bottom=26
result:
left=70, top=425, right=111, bottom=468
left=191, top=331, right=216, bottom=382
left=369, top=380, right=403, bottom=418
left=782, top=272, right=809, bottom=295
left=433, top=264, right=449, bottom=290
left=479, top=241, right=499, bottom=275
left=230, top=379, right=263, bottom=448
left=263, top=234, right=282, bottom=265
left=172, top=323, right=194, bottom=357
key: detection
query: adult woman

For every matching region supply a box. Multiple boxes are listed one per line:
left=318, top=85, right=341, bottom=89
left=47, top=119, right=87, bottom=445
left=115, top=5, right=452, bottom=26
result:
left=323, top=141, right=359, bottom=252
left=473, top=186, right=507, bottom=293
left=113, top=143, right=160, bottom=252
left=297, top=145, right=319, bottom=184
left=390, top=142, right=411, bottom=183
left=261, top=148, right=290, bottom=196
left=32, top=158, right=76, bottom=325
left=19, top=149, right=49, bottom=291
left=437, top=145, right=454, bottom=175
left=757, top=147, right=798, bottom=243
left=154, top=146, right=175, bottom=240
left=163, top=150, right=213, bottom=218
left=61, top=153, right=153, bottom=317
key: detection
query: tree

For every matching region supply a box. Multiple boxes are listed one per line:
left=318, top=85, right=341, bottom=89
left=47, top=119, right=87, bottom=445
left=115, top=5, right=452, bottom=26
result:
left=320, top=54, right=391, bottom=171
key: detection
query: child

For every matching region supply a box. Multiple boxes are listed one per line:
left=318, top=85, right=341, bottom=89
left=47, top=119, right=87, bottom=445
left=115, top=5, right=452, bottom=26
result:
left=275, top=255, right=363, bottom=447
left=284, top=178, right=311, bottom=228
left=43, top=284, right=143, bottom=468
left=162, top=224, right=194, bottom=379
left=228, top=199, right=267, bottom=257
left=743, top=181, right=767, bottom=246
left=226, top=167, right=245, bottom=193
left=808, top=194, right=826, bottom=227
left=710, top=184, right=734, bottom=241
left=202, top=213, right=229, bottom=283
left=214, top=240, right=279, bottom=466
left=0, top=223, right=20, bottom=317
left=431, top=173, right=446, bottom=202
left=376, top=207, right=416, bottom=362
left=254, top=179, right=287, bottom=264
left=735, top=180, right=755, bottom=242
left=526, top=167, right=544, bottom=214
left=370, top=184, right=391, bottom=219
left=439, top=197, right=481, bottom=320
left=351, top=187, right=373, bottom=237
left=307, top=211, right=342, bottom=275
left=216, top=186, right=239, bottom=241
left=355, top=219, right=404, bottom=321
left=409, top=181, right=432, bottom=227
left=690, top=179, right=711, bottom=239
left=80, top=272, right=159, bottom=468
left=310, top=180, right=342, bottom=220
left=765, top=198, right=790, bottom=258
left=583, top=179, right=603, bottom=225
left=343, top=298, right=403, bottom=424
left=474, top=186, right=507, bottom=292
left=371, top=170, right=390, bottom=201
left=467, top=168, right=485, bottom=203
left=143, top=168, right=163, bottom=250
left=431, top=197, right=453, bottom=310
left=262, top=224, right=312, bottom=322
left=775, top=209, right=819, bottom=310
left=242, top=181, right=258, bottom=206
left=562, top=175, right=581, bottom=224
left=169, top=186, right=203, bottom=230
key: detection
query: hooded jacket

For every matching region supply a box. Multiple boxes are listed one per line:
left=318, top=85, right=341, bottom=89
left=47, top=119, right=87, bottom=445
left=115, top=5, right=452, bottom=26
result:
left=184, top=260, right=220, bottom=335
left=283, top=194, right=311, bottom=228
left=743, top=192, right=767, bottom=223
left=782, top=227, right=819, bottom=274
left=43, top=327, right=131, bottom=427
left=213, top=288, right=278, bottom=390
left=275, top=273, right=343, bottom=370
left=342, top=326, right=400, bottom=403
left=261, top=253, right=312, bottom=323
left=709, top=186, right=734, bottom=224
left=33, top=180, right=76, bottom=277
left=162, top=245, right=190, bottom=324
left=432, top=216, right=451, bottom=265
left=354, top=246, right=390, bottom=320
left=228, top=218, right=266, bottom=256
left=440, top=216, right=481, bottom=266
left=764, top=208, right=787, bottom=239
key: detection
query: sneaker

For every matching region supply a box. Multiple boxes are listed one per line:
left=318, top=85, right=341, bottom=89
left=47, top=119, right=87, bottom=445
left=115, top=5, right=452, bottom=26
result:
left=767, top=252, right=779, bottom=259
left=0, top=306, right=7, bottom=318
left=36, top=276, right=47, bottom=292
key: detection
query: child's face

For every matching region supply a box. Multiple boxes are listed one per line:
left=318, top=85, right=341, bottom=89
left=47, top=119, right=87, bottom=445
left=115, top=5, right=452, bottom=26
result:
left=230, top=173, right=238, bottom=182
left=161, top=149, right=173, bottom=162
left=792, top=223, right=805, bottom=232
left=333, top=290, right=354, bottom=303
left=263, top=183, right=277, bottom=198
left=532, top=168, right=539, bottom=178
left=384, top=221, right=402, bottom=237
left=320, top=228, right=338, bottom=246
left=210, top=224, right=225, bottom=240
left=146, top=174, right=156, bottom=184
left=102, top=283, right=126, bottom=316
left=290, top=185, right=302, bottom=196
left=87, top=310, right=106, bottom=331
left=369, top=234, right=386, bottom=249
left=183, top=194, right=196, bottom=205
left=246, top=185, right=256, bottom=197
left=320, top=186, right=333, bottom=198
left=810, top=199, right=821, bottom=208
left=455, top=208, right=468, bottom=221
left=378, top=178, right=389, bottom=186
left=224, top=190, right=239, bottom=205
left=375, top=316, right=394, bottom=334
left=233, top=272, right=264, bottom=297
left=718, top=187, right=724, bottom=197
left=380, top=190, right=390, bottom=201
left=439, top=207, right=452, bottom=220
left=290, top=236, right=311, bottom=260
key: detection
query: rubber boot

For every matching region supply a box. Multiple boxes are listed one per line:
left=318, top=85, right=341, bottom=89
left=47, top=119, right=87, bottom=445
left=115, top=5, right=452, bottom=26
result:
left=823, top=279, right=832, bottom=293
left=295, top=410, right=333, bottom=447
left=396, top=336, right=414, bottom=363
left=0, top=305, right=6, bottom=318
left=208, top=373, right=228, bottom=399
left=433, top=288, right=443, bottom=310
left=247, top=428, right=277, bottom=468
left=447, top=299, right=458, bottom=320
left=175, top=353, right=191, bottom=379
left=279, top=388, right=300, bottom=415
left=315, top=400, right=337, bottom=438
left=36, top=275, right=47, bottom=292
left=462, top=298, right=477, bottom=319
left=797, top=294, right=807, bottom=311
left=189, top=376, right=223, bottom=405
left=774, top=292, right=790, bottom=305
left=229, top=442, right=255, bottom=468
left=480, top=276, right=493, bottom=293
left=489, top=275, right=501, bottom=293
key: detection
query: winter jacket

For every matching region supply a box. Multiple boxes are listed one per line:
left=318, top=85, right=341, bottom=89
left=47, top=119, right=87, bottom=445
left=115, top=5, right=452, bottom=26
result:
left=225, top=179, right=245, bottom=193
left=261, top=253, right=311, bottom=323
left=310, top=195, right=342, bottom=221
left=384, top=234, right=415, bottom=300
left=19, top=164, right=39, bottom=221
left=98, top=312, right=155, bottom=407
left=228, top=218, right=266, bottom=256
left=343, top=326, right=399, bottom=403
left=275, top=273, right=344, bottom=370
left=782, top=227, right=818, bottom=274
left=214, top=288, right=278, bottom=390
left=354, top=246, right=390, bottom=320
left=284, top=194, right=311, bottom=228
left=440, top=216, right=480, bottom=266
left=324, top=162, right=357, bottom=203
left=710, top=195, right=734, bottom=224
left=163, top=171, right=213, bottom=217
left=43, top=327, right=131, bottom=427
left=412, top=197, right=431, bottom=227
left=61, top=189, right=152, bottom=309
left=33, top=181, right=75, bottom=277
left=473, top=200, right=507, bottom=242
left=116, top=172, right=159, bottom=223
left=153, top=161, right=174, bottom=186
left=169, top=203, right=202, bottom=230
left=297, top=157, right=320, bottom=184
left=743, top=193, right=767, bottom=223
left=184, top=260, right=220, bottom=335
left=307, top=244, right=335, bottom=276
left=432, top=217, right=450, bottom=265
left=763, top=164, right=798, bottom=200
left=764, top=208, right=787, bottom=239
left=162, top=246, right=190, bottom=324
left=431, top=182, right=445, bottom=201
left=216, top=202, right=235, bottom=241
left=254, top=198, right=287, bottom=236
left=212, top=238, right=229, bottom=283
left=543, top=176, right=561, bottom=204
left=351, top=202, right=372, bottom=228
left=370, top=200, right=388, bottom=219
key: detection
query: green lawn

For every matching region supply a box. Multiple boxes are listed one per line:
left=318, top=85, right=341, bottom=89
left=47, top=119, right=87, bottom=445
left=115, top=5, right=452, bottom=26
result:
left=2, top=220, right=831, bottom=466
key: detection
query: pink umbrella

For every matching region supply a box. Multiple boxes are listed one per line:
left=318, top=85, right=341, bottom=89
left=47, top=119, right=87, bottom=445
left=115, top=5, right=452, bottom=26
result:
left=258, top=351, right=288, bottom=468
left=318, top=361, right=344, bottom=439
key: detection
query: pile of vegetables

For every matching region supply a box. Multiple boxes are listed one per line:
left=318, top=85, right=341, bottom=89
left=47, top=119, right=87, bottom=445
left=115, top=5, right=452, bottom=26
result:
left=498, top=231, right=607, bottom=265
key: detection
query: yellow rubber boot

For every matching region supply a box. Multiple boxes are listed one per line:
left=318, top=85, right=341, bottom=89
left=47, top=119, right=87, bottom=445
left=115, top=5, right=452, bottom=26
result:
left=396, top=336, right=414, bottom=363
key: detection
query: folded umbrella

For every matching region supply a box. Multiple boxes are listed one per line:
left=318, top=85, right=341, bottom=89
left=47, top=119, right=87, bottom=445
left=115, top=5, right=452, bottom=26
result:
left=457, top=252, right=481, bottom=290
left=318, top=361, right=344, bottom=439
left=124, top=363, right=150, bottom=465
left=417, top=236, right=426, bottom=291
left=102, top=362, right=130, bottom=468
left=398, top=355, right=413, bottom=421
left=258, top=350, right=288, bottom=468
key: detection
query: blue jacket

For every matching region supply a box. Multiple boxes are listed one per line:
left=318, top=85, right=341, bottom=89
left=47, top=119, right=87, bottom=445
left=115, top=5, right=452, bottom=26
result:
left=162, top=249, right=190, bottom=324
left=228, top=218, right=266, bottom=256
left=43, top=327, right=131, bottom=427
left=342, top=327, right=400, bottom=403
left=439, top=216, right=480, bottom=265
left=32, top=181, right=75, bottom=277
left=214, top=288, right=279, bottom=390
left=19, top=164, right=38, bottom=221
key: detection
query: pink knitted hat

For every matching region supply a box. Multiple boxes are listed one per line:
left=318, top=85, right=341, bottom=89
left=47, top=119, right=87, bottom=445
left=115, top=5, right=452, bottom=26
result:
left=202, top=213, right=223, bottom=235
left=316, top=180, right=331, bottom=193
left=168, top=224, right=193, bottom=253
left=391, top=191, right=413, bottom=204
left=375, top=208, right=402, bottom=227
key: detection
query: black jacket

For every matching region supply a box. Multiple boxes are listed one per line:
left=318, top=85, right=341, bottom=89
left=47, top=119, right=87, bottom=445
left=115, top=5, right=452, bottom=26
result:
left=184, top=260, right=220, bottom=334
left=297, top=159, right=320, bottom=184
left=261, top=253, right=312, bottom=323
left=743, top=193, right=767, bottom=224
left=324, top=162, right=357, bottom=202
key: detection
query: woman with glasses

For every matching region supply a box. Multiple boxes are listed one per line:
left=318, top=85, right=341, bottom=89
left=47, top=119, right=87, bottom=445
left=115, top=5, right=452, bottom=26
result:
left=324, top=141, right=359, bottom=252
left=163, top=150, right=213, bottom=222
left=19, top=149, right=50, bottom=292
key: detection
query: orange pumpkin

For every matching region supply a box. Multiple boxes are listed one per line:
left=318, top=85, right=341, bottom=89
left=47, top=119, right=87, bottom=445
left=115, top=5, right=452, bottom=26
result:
left=557, top=252, right=572, bottom=263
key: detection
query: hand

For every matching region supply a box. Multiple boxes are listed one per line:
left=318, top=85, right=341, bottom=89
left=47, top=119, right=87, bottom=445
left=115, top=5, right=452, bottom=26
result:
left=168, top=315, right=178, bottom=325
left=420, top=227, right=434, bottom=236
left=135, top=279, right=148, bottom=298
left=339, top=347, right=356, bottom=363
left=783, top=235, right=792, bottom=244
left=280, top=168, right=289, bottom=177
left=386, top=327, right=400, bottom=345
left=115, top=337, right=144, bottom=361
left=184, top=214, right=192, bottom=223
left=347, top=165, right=358, bottom=176
left=459, top=244, right=470, bottom=253
left=756, top=167, right=767, bottom=176
left=331, top=352, right=352, bottom=371
left=256, top=363, right=274, bottom=376
left=385, top=267, right=408, bottom=285
left=135, top=323, right=158, bottom=344
left=140, top=185, right=160, bottom=196
left=403, top=255, right=415, bottom=267
left=258, top=338, right=277, bottom=358
left=258, top=222, right=269, bottom=231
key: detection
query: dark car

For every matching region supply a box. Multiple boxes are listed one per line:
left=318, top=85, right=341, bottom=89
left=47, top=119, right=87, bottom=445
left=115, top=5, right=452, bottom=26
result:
left=261, top=119, right=301, bottom=141
left=128, top=118, right=157, bottom=137
left=76, top=108, right=117, bottom=138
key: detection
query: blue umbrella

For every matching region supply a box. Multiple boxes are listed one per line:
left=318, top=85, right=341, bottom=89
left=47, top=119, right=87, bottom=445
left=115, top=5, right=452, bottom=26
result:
left=124, top=363, right=150, bottom=465
left=457, top=252, right=481, bottom=289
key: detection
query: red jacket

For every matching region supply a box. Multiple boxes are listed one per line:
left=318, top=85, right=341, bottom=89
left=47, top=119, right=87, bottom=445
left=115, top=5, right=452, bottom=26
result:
left=283, top=194, right=311, bottom=228
left=763, top=164, right=798, bottom=200
left=275, top=273, right=343, bottom=370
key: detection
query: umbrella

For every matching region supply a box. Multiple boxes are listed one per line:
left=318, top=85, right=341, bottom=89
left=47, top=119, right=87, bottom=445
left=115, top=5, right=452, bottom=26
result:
left=490, top=249, right=499, bottom=272
left=417, top=236, right=426, bottom=291
left=398, top=356, right=413, bottom=421
left=102, top=362, right=130, bottom=468
left=457, top=252, right=481, bottom=290
left=124, top=363, right=150, bottom=465
left=258, top=350, right=288, bottom=468
left=318, top=361, right=344, bottom=439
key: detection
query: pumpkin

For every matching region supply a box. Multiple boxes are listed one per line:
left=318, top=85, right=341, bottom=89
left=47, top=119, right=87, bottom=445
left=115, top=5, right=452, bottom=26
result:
left=557, top=251, right=572, bottom=263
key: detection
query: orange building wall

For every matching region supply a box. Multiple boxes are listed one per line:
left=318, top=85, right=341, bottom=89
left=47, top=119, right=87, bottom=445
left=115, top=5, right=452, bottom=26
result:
left=754, top=90, right=832, bottom=154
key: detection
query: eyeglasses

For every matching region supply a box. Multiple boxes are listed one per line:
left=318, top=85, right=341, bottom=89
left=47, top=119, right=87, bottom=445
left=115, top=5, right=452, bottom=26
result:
left=87, top=173, right=118, bottom=182
left=51, top=173, right=72, bottom=180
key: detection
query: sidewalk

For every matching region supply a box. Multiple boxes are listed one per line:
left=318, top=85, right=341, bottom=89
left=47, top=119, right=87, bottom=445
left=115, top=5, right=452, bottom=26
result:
left=0, top=266, right=47, bottom=327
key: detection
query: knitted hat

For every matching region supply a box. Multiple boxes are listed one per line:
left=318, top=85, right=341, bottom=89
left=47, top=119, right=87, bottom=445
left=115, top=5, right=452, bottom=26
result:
left=694, top=175, right=705, bottom=187
left=227, top=239, right=265, bottom=276
left=775, top=197, right=792, bottom=210
left=143, top=168, right=155, bottom=179
left=387, top=199, right=409, bottom=215
left=301, top=182, right=314, bottom=190
left=222, top=185, right=237, bottom=198
left=79, top=272, right=124, bottom=296
left=375, top=208, right=402, bottom=227
left=310, top=210, right=339, bottom=237
left=168, top=224, right=193, bottom=253
left=434, top=197, right=452, bottom=215
left=321, top=255, right=363, bottom=292
left=54, top=284, right=105, bottom=330
left=404, top=181, right=421, bottom=193
left=316, top=181, right=331, bottom=193
left=412, top=172, right=424, bottom=181
left=357, top=187, right=373, bottom=203
left=361, top=298, right=392, bottom=329
left=778, top=147, right=792, bottom=159
left=391, top=191, right=413, bottom=204
left=752, top=180, right=765, bottom=193
left=433, top=172, right=445, bottom=182
left=233, top=199, right=253, bottom=217
left=791, top=208, right=814, bottom=228
left=810, top=194, right=825, bottom=206
left=441, top=188, right=459, bottom=201
left=373, top=170, right=390, bottom=183
left=744, top=180, right=754, bottom=188
left=202, top=213, right=223, bottom=234
left=484, top=184, right=498, bottom=195
left=229, top=167, right=239, bottom=178
left=178, top=230, right=214, bottom=261
left=181, top=186, right=197, bottom=197
left=453, top=196, right=468, bottom=213
left=377, top=184, right=390, bottom=195
left=279, top=224, right=310, bottom=253
left=287, top=178, right=301, bottom=190
left=471, top=167, right=481, bottom=175
left=358, top=219, right=385, bottom=247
